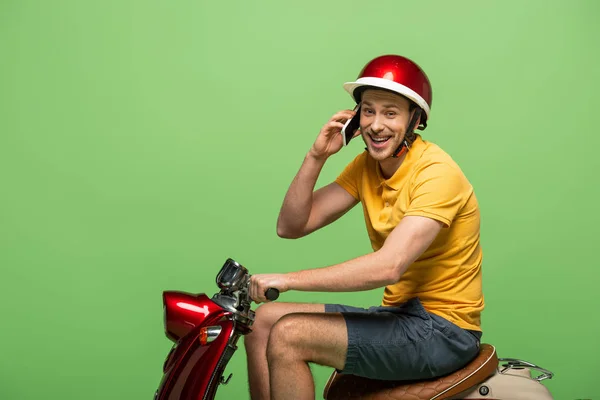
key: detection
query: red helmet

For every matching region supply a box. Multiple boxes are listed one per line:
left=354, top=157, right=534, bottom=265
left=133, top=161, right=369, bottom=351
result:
left=343, top=55, right=433, bottom=129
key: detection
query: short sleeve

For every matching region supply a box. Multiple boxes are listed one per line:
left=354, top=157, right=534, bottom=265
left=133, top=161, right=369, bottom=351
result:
left=334, top=153, right=365, bottom=201
left=404, top=163, right=471, bottom=227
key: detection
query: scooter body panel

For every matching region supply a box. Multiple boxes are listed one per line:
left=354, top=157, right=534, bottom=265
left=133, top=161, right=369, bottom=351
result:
left=452, top=368, right=553, bottom=399
left=156, top=315, right=235, bottom=400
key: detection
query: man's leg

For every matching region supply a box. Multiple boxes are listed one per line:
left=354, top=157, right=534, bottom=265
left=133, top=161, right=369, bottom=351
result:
left=244, top=302, right=326, bottom=400
left=267, top=312, right=348, bottom=400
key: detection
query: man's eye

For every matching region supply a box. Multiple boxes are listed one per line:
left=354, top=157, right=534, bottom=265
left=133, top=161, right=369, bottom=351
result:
left=386, top=112, right=396, bottom=117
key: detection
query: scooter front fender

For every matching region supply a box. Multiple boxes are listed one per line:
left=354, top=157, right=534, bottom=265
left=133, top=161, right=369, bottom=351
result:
left=163, top=291, right=225, bottom=343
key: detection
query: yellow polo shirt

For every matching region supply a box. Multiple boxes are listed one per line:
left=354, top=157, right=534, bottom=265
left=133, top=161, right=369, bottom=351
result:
left=335, top=135, right=484, bottom=331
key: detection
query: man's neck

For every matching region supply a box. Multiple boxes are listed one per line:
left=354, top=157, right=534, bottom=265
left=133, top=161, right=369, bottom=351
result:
left=378, top=153, right=407, bottom=180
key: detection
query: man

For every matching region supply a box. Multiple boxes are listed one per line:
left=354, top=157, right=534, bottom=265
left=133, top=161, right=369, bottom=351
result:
left=245, top=55, right=484, bottom=400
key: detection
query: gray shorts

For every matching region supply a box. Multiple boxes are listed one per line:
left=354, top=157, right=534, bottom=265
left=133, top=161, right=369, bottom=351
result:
left=325, top=297, right=481, bottom=380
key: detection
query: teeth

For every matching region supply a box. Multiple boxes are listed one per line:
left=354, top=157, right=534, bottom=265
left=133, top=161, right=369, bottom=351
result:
left=372, top=137, right=390, bottom=142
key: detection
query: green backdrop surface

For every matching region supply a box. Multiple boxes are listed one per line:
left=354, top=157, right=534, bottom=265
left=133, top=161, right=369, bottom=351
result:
left=1, top=1, right=598, bottom=399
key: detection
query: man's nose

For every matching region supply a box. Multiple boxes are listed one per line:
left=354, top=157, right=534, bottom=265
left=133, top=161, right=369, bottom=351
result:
left=371, top=115, right=384, bottom=133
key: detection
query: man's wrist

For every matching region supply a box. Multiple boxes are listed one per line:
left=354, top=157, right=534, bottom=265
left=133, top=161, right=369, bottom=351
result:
left=307, top=148, right=328, bottom=163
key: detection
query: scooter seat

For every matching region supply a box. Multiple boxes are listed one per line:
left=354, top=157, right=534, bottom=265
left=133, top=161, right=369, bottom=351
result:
left=323, top=343, right=497, bottom=400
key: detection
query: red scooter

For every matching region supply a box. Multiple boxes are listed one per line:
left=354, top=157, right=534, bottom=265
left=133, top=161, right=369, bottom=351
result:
left=154, top=258, right=279, bottom=400
left=154, top=258, right=555, bottom=400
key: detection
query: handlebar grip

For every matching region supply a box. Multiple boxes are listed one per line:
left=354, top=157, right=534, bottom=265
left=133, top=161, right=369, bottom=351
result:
left=265, top=288, right=280, bottom=301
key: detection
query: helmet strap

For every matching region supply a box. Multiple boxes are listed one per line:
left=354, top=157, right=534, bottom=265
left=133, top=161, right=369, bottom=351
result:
left=392, top=108, right=421, bottom=158
left=392, top=140, right=410, bottom=158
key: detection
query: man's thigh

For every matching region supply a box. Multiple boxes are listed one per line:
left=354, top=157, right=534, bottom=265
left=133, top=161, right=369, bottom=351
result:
left=250, top=303, right=349, bottom=370
left=254, top=302, right=326, bottom=330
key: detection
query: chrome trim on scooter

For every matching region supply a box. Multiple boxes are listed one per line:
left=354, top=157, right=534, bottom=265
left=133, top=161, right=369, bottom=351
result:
left=498, top=358, right=554, bottom=382
left=211, top=262, right=256, bottom=327
left=203, top=326, right=239, bottom=400
left=216, top=258, right=248, bottom=291
left=205, top=326, right=222, bottom=343
left=211, top=294, right=238, bottom=313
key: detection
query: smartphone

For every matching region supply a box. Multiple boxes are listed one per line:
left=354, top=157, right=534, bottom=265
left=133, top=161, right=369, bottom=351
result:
left=341, top=105, right=361, bottom=146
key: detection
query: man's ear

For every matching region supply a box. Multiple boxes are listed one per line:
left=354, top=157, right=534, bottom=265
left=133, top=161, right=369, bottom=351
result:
left=411, top=109, right=422, bottom=132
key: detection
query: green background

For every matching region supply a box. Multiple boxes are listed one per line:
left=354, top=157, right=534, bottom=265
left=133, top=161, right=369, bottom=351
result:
left=1, top=0, right=598, bottom=399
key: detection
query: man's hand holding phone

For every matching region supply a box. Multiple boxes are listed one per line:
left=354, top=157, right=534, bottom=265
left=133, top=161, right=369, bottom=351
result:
left=341, top=105, right=361, bottom=146
left=309, top=107, right=361, bottom=160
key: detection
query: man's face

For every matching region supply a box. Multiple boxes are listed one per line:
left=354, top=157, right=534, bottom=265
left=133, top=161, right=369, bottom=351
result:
left=359, top=89, right=414, bottom=161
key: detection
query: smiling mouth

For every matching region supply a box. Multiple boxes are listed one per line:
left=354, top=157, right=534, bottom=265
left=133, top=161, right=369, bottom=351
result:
left=370, top=135, right=391, bottom=144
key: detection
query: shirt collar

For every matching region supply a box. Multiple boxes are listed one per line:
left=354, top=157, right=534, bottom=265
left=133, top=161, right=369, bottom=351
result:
left=374, top=135, right=427, bottom=190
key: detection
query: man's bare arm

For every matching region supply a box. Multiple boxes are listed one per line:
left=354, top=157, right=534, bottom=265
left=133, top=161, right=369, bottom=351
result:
left=277, top=109, right=359, bottom=239
left=250, top=216, right=443, bottom=301
left=277, top=176, right=358, bottom=238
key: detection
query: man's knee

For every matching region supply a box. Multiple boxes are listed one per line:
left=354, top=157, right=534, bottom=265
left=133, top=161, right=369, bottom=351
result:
left=266, top=314, right=303, bottom=362
left=252, top=302, right=284, bottom=333
left=245, top=305, right=273, bottom=351
left=246, top=302, right=290, bottom=348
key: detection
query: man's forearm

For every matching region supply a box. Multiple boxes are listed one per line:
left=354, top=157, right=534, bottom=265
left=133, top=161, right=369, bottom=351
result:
left=277, top=153, right=327, bottom=237
left=286, top=250, right=404, bottom=292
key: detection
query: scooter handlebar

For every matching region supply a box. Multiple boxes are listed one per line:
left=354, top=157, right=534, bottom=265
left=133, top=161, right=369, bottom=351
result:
left=265, top=288, right=279, bottom=301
